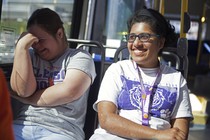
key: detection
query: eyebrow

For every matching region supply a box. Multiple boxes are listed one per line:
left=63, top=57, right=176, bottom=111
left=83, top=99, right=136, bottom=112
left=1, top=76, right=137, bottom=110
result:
left=38, top=38, right=47, bottom=41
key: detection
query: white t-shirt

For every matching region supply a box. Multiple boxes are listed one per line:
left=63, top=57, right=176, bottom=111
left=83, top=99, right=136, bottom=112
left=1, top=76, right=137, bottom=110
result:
left=92, top=60, right=193, bottom=139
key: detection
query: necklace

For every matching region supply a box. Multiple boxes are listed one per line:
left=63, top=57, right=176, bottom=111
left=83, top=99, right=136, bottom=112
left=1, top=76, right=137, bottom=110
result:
left=133, top=62, right=161, bottom=126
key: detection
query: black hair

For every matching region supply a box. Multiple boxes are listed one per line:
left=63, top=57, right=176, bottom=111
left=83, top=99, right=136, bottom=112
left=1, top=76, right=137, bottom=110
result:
left=27, top=8, right=64, bottom=38
left=127, top=8, right=178, bottom=48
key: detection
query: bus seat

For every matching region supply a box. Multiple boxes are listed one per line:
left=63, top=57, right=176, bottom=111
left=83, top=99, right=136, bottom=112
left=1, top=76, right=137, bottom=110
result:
left=160, top=47, right=187, bottom=77
left=113, top=45, right=131, bottom=62
left=67, top=39, right=105, bottom=140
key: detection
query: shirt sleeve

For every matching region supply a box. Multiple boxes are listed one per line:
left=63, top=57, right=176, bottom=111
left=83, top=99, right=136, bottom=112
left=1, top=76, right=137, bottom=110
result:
left=93, top=63, right=122, bottom=111
left=171, top=75, right=193, bottom=120
left=66, top=49, right=96, bottom=84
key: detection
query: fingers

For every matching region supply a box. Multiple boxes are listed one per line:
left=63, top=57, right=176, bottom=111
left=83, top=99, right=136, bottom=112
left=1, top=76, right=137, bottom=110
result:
left=171, top=127, right=186, bottom=140
left=16, top=32, right=29, bottom=44
left=16, top=32, right=39, bottom=49
left=156, top=128, right=187, bottom=140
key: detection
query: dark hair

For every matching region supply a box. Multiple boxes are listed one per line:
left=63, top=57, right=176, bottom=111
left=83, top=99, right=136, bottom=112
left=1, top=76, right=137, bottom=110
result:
left=127, top=8, right=178, bottom=48
left=27, top=8, right=64, bottom=38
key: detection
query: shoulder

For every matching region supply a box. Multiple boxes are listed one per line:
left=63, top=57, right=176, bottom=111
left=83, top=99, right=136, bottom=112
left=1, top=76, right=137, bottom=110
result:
left=160, top=64, right=186, bottom=84
left=64, top=48, right=96, bottom=78
left=62, top=48, right=93, bottom=64
left=104, top=60, right=135, bottom=78
left=161, top=64, right=181, bottom=75
left=67, top=48, right=92, bottom=58
left=107, top=60, right=132, bottom=71
left=109, top=60, right=133, bottom=69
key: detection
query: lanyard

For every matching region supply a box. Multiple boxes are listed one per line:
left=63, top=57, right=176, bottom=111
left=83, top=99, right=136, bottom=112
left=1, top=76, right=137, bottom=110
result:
left=134, top=62, right=161, bottom=126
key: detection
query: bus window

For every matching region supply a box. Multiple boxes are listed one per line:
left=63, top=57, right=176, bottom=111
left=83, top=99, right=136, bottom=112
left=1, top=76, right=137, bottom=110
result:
left=104, top=0, right=144, bottom=58
left=170, top=20, right=199, bottom=40
left=89, top=0, right=145, bottom=59
left=0, top=0, right=75, bottom=64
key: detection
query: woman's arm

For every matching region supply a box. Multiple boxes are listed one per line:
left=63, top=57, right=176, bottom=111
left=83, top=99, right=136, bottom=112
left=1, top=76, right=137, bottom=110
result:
left=10, top=33, right=38, bottom=97
left=170, top=118, right=191, bottom=140
left=11, top=68, right=92, bottom=106
left=97, top=101, right=188, bottom=140
left=98, top=101, right=158, bottom=139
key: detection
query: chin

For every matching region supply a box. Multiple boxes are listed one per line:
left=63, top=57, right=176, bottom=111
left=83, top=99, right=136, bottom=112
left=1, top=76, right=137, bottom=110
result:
left=39, top=55, right=50, bottom=61
left=132, top=58, right=143, bottom=63
left=132, top=55, right=143, bottom=60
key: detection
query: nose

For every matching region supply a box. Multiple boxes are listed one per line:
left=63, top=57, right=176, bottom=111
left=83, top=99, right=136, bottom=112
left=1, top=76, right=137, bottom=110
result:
left=133, top=37, right=143, bottom=46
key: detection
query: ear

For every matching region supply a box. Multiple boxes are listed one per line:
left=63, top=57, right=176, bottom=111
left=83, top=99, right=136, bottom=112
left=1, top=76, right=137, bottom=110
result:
left=159, top=37, right=165, bottom=50
left=56, top=28, right=64, bottom=39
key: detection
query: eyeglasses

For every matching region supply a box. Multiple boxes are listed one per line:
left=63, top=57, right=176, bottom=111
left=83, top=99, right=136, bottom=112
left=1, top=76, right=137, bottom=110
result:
left=125, top=33, right=160, bottom=43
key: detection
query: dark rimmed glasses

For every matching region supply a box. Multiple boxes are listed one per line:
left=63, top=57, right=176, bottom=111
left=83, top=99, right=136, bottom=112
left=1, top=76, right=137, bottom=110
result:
left=125, top=33, right=160, bottom=43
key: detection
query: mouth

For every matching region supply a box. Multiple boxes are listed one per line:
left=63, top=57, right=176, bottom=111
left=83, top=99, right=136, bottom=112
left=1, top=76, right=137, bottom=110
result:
left=132, top=48, right=147, bottom=56
left=36, top=48, right=47, bottom=55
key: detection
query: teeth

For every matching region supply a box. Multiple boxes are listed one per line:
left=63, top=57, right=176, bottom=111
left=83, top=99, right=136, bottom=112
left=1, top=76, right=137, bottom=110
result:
left=133, top=49, right=144, bottom=55
left=134, top=49, right=142, bottom=52
left=134, top=49, right=143, bottom=53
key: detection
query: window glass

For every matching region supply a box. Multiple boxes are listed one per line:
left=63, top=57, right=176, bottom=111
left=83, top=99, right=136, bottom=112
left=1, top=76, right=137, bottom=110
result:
left=170, top=20, right=199, bottom=40
left=0, top=0, right=74, bottom=64
left=104, top=0, right=144, bottom=58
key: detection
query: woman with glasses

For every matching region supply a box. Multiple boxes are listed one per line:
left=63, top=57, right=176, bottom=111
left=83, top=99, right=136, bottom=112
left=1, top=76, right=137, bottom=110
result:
left=90, top=8, right=193, bottom=140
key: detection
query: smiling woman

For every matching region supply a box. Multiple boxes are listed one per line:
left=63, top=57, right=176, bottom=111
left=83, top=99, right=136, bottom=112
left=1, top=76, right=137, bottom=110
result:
left=90, top=7, right=193, bottom=140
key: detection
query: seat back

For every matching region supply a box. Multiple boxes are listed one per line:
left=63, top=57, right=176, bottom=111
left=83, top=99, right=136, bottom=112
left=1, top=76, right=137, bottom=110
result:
left=67, top=39, right=105, bottom=140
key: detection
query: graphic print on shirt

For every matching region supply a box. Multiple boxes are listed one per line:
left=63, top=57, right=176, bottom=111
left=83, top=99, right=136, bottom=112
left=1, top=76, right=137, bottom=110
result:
left=117, top=75, right=177, bottom=119
left=34, top=66, right=65, bottom=89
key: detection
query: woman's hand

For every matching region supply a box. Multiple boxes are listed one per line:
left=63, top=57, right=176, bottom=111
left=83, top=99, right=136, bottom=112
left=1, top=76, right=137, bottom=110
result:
left=154, top=127, right=186, bottom=140
left=16, top=32, right=39, bottom=49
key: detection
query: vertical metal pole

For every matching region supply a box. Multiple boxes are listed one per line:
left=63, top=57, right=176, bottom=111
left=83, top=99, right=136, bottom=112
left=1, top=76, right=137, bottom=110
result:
left=159, top=0, right=165, bottom=15
left=153, top=0, right=159, bottom=11
left=84, top=0, right=95, bottom=40
left=178, top=0, right=190, bottom=79
left=0, top=0, right=2, bottom=20
left=196, top=2, right=206, bottom=64
left=180, top=0, right=188, bottom=38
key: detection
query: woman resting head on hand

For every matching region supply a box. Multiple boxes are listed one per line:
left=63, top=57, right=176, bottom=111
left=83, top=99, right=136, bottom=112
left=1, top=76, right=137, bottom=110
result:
left=11, top=8, right=96, bottom=140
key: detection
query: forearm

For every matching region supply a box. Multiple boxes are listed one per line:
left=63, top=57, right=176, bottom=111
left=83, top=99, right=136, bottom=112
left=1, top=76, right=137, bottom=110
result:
left=171, top=118, right=191, bottom=140
left=12, top=81, right=87, bottom=106
left=34, top=83, right=79, bottom=106
left=10, top=47, right=36, bottom=97
left=12, top=67, right=92, bottom=106
left=99, top=112, right=157, bottom=139
left=100, top=115, right=191, bottom=140
left=98, top=102, right=157, bottom=139
left=98, top=101, right=191, bottom=140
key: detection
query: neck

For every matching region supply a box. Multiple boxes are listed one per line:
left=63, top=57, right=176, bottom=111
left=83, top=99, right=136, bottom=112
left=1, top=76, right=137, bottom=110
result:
left=135, top=60, right=160, bottom=68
